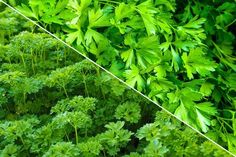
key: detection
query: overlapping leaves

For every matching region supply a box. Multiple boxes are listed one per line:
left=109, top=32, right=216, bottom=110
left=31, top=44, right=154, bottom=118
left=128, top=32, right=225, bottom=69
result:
left=8, top=0, right=236, bottom=153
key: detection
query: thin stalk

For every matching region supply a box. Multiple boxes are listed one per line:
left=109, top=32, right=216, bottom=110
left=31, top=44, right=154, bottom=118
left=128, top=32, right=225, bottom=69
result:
left=82, top=73, right=89, bottom=96
left=23, top=93, right=26, bottom=105
left=225, top=19, right=236, bottom=29
left=19, top=136, right=30, bottom=157
left=62, top=46, right=67, bottom=66
left=20, top=135, right=25, bottom=147
left=64, top=129, right=70, bottom=141
left=21, top=54, right=26, bottom=69
left=62, top=84, right=69, bottom=98
left=31, top=49, right=35, bottom=75
left=103, top=150, right=107, bottom=157
left=7, top=57, right=12, bottom=64
left=96, top=68, right=106, bottom=99
left=217, top=118, right=229, bottom=134
left=74, top=127, right=78, bottom=145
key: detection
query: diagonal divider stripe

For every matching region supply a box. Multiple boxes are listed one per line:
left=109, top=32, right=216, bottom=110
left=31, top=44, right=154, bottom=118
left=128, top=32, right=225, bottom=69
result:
left=0, top=0, right=234, bottom=156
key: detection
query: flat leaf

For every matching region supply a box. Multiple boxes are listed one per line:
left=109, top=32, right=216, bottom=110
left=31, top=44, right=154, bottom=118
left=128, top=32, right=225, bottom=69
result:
left=16, top=4, right=38, bottom=19
left=121, top=49, right=134, bottom=68
left=196, top=102, right=217, bottom=116
left=183, top=16, right=206, bottom=29
left=88, top=8, right=111, bottom=28
left=137, top=0, right=157, bottom=36
left=200, top=82, right=214, bottom=96
left=115, top=3, right=135, bottom=21
left=182, top=48, right=217, bottom=79
left=196, top=110, right=211, bottom=133
left=124, top=65, right=145, bottom=91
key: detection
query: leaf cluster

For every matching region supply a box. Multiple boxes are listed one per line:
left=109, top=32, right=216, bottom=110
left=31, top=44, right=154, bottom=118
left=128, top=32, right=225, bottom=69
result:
left=14, top=0, right=236, bottom=152
left=0, top=2, right=235, bottom=156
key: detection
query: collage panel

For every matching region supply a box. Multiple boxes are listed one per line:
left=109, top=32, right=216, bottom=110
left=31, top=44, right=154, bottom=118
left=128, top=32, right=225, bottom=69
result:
left=0, top=0, right=236, bottom=156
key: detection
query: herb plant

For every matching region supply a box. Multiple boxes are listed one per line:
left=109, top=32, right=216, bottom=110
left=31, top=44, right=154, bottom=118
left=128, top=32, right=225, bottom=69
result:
left=0, top=6, right=233, bottom=156
left=9, top=0, right=236, bottom=153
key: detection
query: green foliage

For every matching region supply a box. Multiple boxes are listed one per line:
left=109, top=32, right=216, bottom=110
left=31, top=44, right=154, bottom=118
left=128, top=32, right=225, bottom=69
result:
left=115, top=101, right=141, bottom=124
left=77, top=140, right=102, bottom=157
left=0, top=1, right=234, bottom=156
left=0, top=7, right=33, bottom=45
left=99, top=121, right=133, bottom=156
left=43, top=142, right=80, bottom=157
left=17, top=0, right=75, bottom=26
left=12, top=0, right=236, bottom=153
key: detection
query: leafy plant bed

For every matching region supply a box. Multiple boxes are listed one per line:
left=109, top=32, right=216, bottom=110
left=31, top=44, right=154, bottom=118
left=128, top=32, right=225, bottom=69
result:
left=0, top=6, right=233, bottom=157
left=4, top=0, right=236, bottom=153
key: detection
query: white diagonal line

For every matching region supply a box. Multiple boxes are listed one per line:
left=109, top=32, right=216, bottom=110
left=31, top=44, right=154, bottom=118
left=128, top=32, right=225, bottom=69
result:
left=0, top=0, right=234, bottom=156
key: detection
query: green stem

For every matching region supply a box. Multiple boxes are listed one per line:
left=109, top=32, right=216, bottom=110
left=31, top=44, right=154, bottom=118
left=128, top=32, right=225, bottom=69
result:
left=23, top=93, right=26, bottom=105
left=20, top=136, right=25, bottom=147
left=217, top=118, right=229, bottom=134
left=62, top=84, right=69, bottom=98
left=21, top=54, right=26, bottom=69
left=31, top=49, right=35, bottom=75
left=8, top=57, right=12, bottom=64
left=103, top=150, right=106, bottom=157
left=64, top=47, right=67, bottom=66
left=74, top=127, right=78, bottom=145
left=64, top=129, right=70, bottom=142
left=82, top=74, right=89, bottom=96
left=21, top=140, right=31, bottom=157
left=225, top=19, right=236, bottom=29
left=95, top=68, right=106, bottom=99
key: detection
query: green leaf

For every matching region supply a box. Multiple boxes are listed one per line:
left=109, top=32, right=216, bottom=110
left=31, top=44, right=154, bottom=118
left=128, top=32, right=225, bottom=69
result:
left=43, top=142, right=80, bottom=157
left=200, top=82, right=215, bottom=96
left=148, top=76, right=175, bottom=99
left=115, top=102, right=141, bottom=123
left=88, top=8, right=111, bottom=28
left=121, top=49, right=134, bottom=68
left=109, top=61, right=124, bottom=78
left=124, top=65, right=145, bottom=91
left=171, top=46, right=181, bottom=72
left=217, top=2, right=236, bottom=13
left=115, top=3, right=135, bottom=21
left=65, top=29, right=83, bottom=45
left=159, top=41, right=171, bottom=52
left=182, top=88, right=203, bottom=101
left=155, top=0, right=176, bottom=12
left=137, top=0, right=157, bottom=36
left=216, top=12, right=234, bottom=26
left=196, top=102, right=217, bottom=116
left=182, top=48, right=217, bottom=79
left=16, top=4, right=38, bottom=19
left=105, top=121, right=124, bottom=131
left=78, top=140, right=102, bottom=156
left=183, top=16, right=206, bottom=29
left=174, top=103, right=189, bottom=124
left=171, top=87, right=216, bottom=132
left=84, top=28, right=110, bottom=57
left=178, top=16, right=206, bottom=42
left=196, top=110, right=211, bottom=133
left=227, top=135, right=236, bottom=155
left=136, top=36, right=160, bottom=68
left=174, top=40, right=197, bottom=51
left=1, top=144, right=20, bottom=156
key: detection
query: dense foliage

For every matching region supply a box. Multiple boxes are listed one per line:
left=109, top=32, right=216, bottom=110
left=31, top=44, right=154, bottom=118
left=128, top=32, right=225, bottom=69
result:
left=7, top=0, right=236, bottom=153
left=0, top=6, right=233, bottom=156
